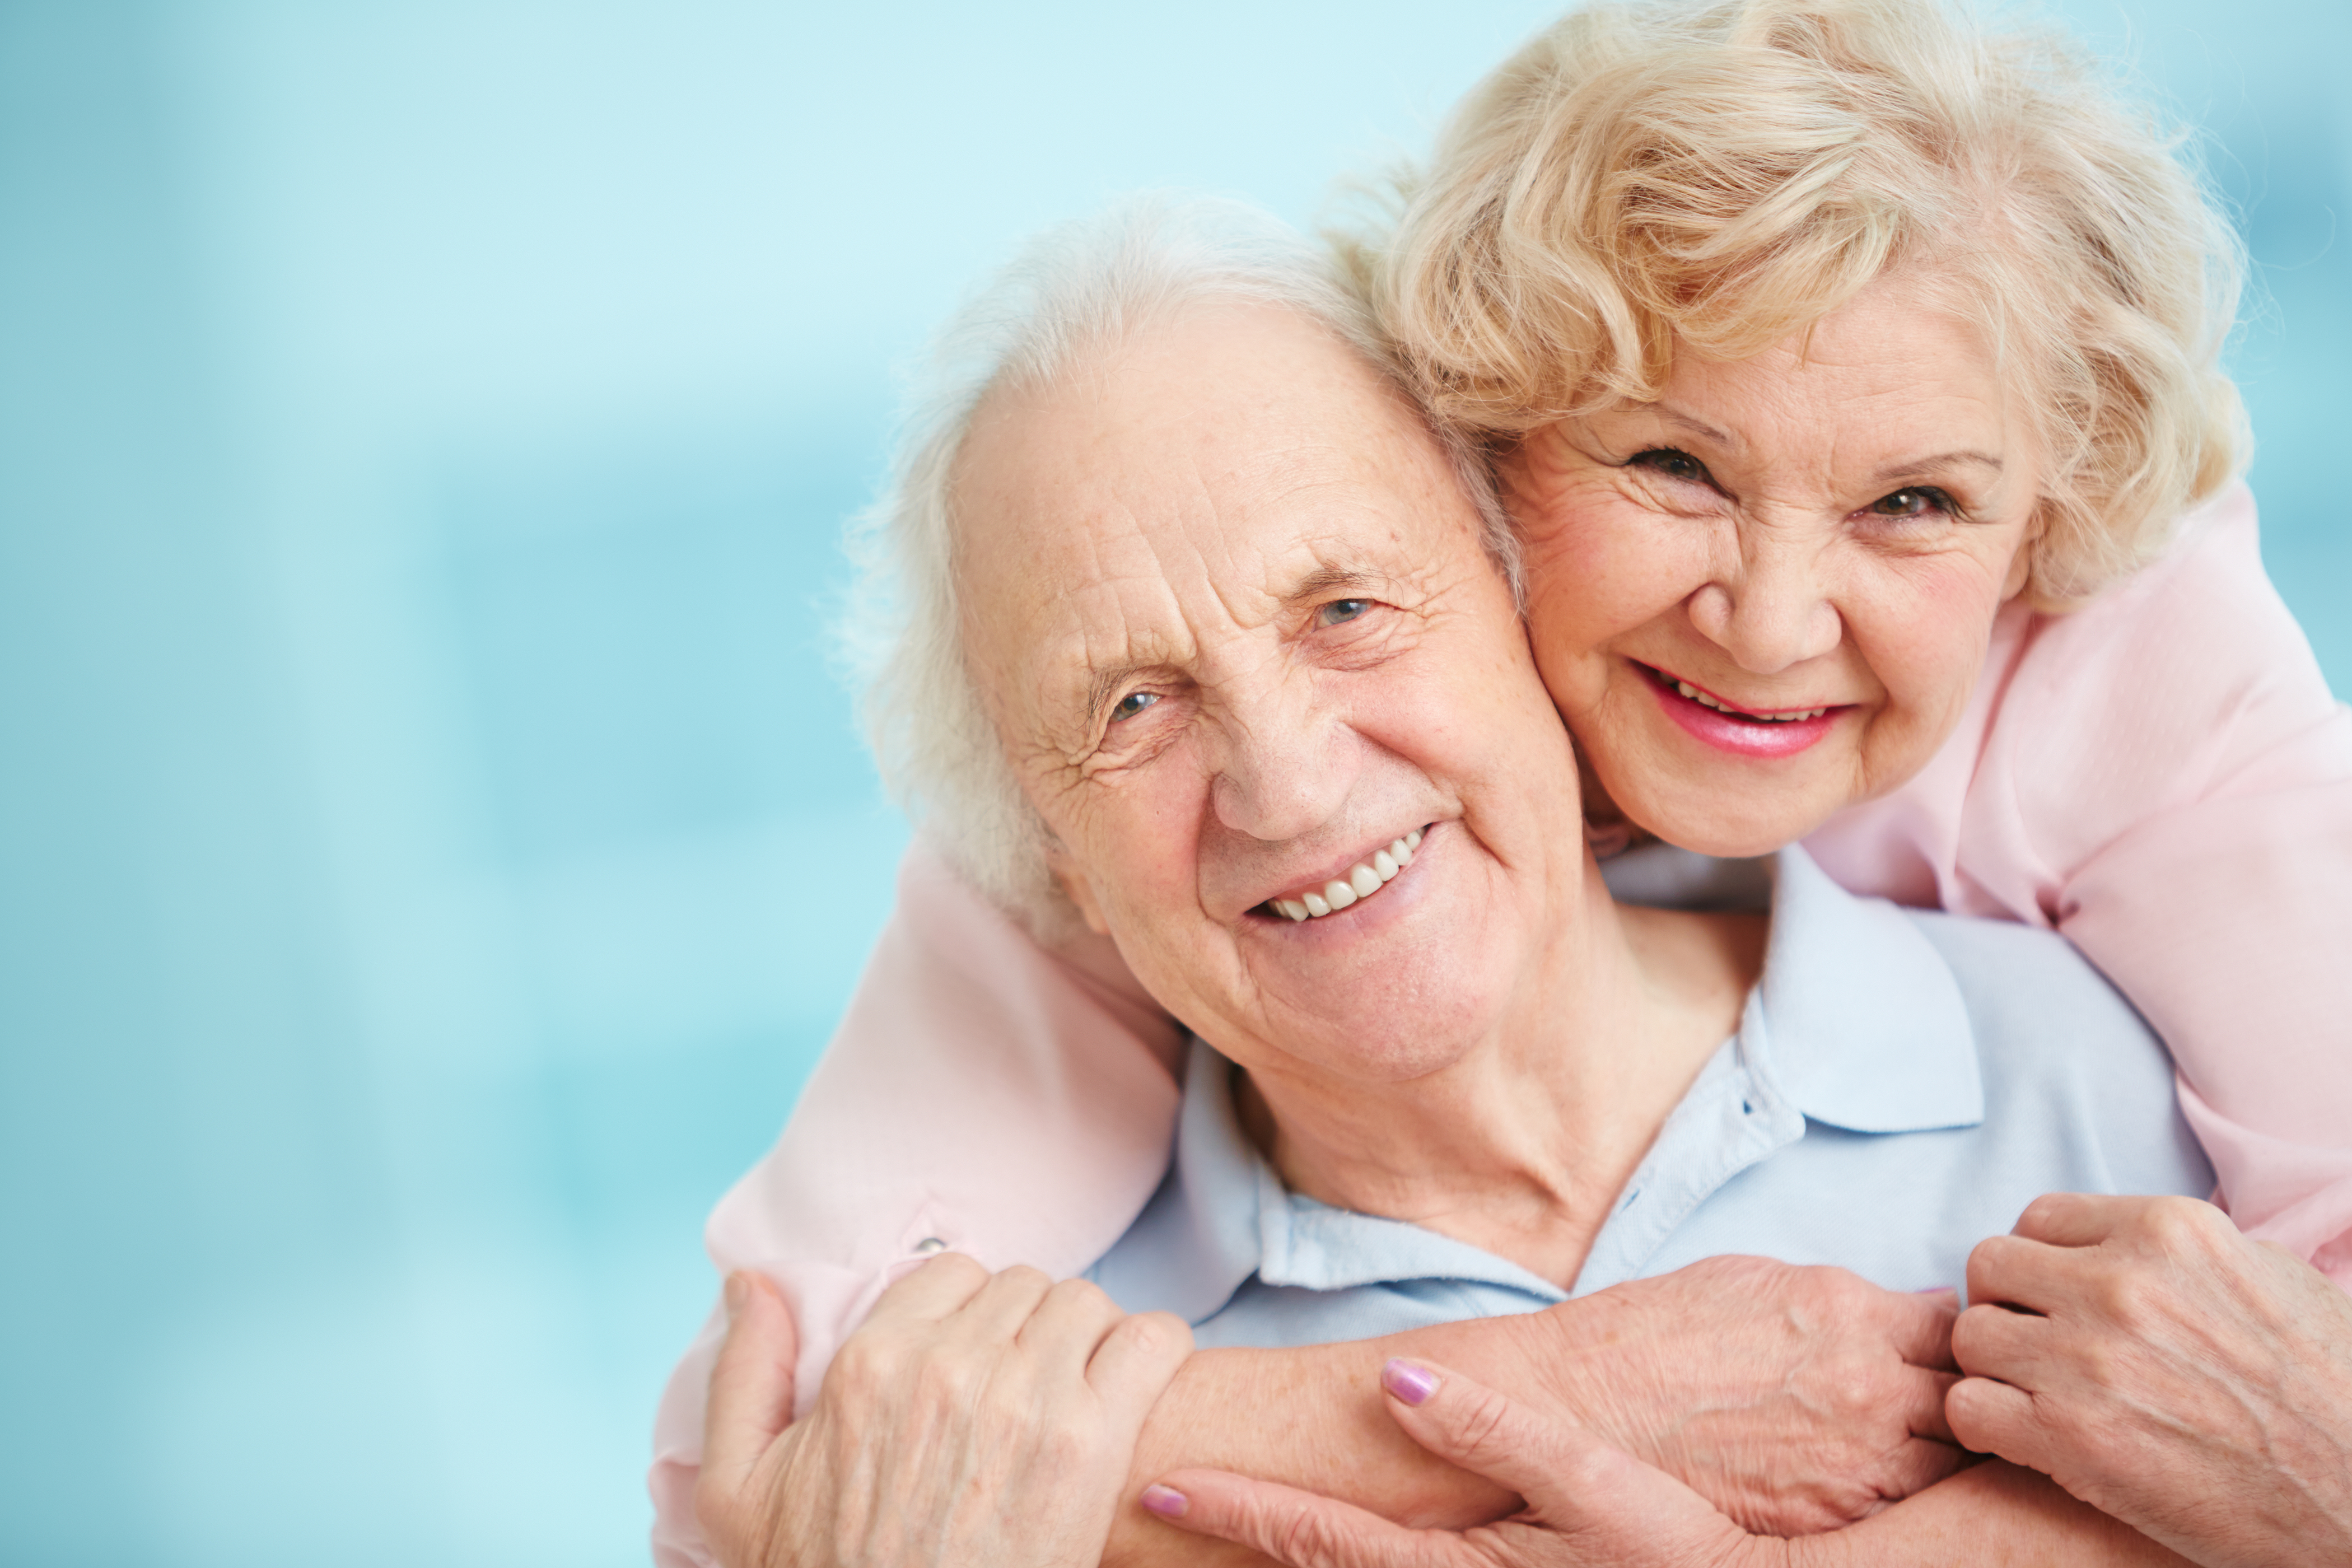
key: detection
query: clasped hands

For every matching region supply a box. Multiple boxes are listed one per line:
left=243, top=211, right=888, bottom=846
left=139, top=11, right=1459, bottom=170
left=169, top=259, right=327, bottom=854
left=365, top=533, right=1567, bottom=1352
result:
left=694, top=1195, right=2352, bottom=1568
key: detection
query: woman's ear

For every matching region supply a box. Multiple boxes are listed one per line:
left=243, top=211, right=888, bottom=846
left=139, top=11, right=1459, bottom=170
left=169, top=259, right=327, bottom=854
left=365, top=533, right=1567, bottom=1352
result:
left=1047, top=848, right=1112, bottom=937
left=2000, top=503, right=2049, bottom=601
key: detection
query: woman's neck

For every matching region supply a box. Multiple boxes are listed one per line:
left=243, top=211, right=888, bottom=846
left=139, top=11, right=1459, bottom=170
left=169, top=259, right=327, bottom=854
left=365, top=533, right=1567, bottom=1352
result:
left=1236, top=873, right=1764, bottom=1291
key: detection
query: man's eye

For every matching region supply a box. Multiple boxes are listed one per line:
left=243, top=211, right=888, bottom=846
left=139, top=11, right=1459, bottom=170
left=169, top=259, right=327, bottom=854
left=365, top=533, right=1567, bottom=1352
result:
left=1631, top=448, right=1711, bottom=484
left=1316, top=598, right=1373, bottom=628
left=1865, top=487, right=1953, bottom=519
left=1110, top=690, right=1160, bottom=722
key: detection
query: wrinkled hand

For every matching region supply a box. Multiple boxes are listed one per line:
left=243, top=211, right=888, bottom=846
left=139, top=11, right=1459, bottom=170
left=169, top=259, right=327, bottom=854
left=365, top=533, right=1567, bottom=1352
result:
left=695, top=1256, right=1192, bottom=1568
left=1145, top=1358, right=1786, bottom=1568
left=1528, top=1254, right=1962, bottom=1532
left=1951, top=1193, right=2352, bottom=1568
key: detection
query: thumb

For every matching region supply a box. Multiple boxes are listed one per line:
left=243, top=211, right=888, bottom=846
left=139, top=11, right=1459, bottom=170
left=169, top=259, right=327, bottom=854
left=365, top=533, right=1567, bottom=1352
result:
left=1376, top=1360, right=1751, bottom=1558
left=701, top=1271, right=801, bottom=1486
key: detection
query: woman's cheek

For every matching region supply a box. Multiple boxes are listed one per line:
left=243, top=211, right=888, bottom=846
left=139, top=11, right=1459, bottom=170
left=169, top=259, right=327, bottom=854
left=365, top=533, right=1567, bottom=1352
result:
left=1524, top=501, right=1702, bottom=645
left=1849, top=555, right=2005, bottom=727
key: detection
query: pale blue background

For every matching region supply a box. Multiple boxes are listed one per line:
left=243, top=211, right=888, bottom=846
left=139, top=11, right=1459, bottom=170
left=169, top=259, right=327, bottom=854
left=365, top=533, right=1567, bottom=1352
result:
left=1, top=2, right=2342, bottom=1564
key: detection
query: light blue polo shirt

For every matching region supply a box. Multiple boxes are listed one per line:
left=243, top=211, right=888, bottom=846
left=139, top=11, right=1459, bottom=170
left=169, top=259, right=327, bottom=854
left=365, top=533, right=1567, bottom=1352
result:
left=1089, top=846, right=2211, bottom=1346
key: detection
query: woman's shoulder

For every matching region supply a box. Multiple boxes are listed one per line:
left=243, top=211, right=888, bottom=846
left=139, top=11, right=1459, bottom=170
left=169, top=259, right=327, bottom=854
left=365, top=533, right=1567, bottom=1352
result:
left=1998, top=482, right=2342, bottom=802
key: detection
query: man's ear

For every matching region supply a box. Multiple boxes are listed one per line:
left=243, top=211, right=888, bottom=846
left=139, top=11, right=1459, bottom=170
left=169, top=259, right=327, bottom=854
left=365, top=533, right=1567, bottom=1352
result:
left=1047, top=846, right=1112, bottom=937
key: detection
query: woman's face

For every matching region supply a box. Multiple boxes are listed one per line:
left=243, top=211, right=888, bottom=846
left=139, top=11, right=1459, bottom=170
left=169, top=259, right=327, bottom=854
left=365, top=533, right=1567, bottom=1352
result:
left=1504, top=277, right=2045, bottom=857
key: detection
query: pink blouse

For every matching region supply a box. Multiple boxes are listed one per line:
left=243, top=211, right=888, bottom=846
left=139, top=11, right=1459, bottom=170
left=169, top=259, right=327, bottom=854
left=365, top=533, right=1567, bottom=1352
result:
left=648, top=480, right=2352, bottom=1567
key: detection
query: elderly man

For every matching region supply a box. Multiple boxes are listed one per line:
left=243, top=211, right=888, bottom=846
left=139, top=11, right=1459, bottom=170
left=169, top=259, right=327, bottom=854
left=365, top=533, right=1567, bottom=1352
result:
left=666, top=199, right=2276, bottom=1568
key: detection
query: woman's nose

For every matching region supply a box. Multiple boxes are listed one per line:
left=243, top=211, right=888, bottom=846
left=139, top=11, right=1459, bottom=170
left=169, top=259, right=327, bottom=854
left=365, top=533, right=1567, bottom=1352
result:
left=1206, top=708, right=1361, bottom=844
left=1686, top=542, right=1844, bottom=674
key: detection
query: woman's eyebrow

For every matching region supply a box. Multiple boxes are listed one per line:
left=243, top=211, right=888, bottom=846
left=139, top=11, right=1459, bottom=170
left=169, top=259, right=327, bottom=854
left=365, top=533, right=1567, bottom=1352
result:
left=1872, top=451, right=2004, bottom=483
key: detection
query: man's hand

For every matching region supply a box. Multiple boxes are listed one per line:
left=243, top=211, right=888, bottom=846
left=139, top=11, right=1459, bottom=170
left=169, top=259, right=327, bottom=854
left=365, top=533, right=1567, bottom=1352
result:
left=1950, top=1193, right=2352, bottom=1568
left=1140, top=1357, right=1788, bottom=1568
left=695, top=1257, right=1192, bottom=1568
left=1527, top=1255, right=1963, bottom=1533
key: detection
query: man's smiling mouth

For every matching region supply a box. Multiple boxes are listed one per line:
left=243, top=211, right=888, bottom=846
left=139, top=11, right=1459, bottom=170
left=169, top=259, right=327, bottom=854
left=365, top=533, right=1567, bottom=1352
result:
left=1261, top=828, right=1425, bottom=921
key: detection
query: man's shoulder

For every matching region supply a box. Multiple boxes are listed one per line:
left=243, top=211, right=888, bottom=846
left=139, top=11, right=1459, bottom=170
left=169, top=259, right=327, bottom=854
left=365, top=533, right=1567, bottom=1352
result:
left=1901, top=911, right=2153, bottom=1049
left=1900, top=908, right=2194, bottom=1153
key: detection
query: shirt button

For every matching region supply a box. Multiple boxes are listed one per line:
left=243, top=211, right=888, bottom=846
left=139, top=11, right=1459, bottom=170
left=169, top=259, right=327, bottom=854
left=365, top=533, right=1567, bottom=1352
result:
left=912, top=1236, right=947, bottom=1256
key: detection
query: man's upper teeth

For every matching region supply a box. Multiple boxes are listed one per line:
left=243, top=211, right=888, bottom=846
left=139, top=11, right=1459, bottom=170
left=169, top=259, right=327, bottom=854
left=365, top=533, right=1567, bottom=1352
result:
left=1675, top=679, right=1823, bottom=722
left=1273, top=829, right=1421, bottom=922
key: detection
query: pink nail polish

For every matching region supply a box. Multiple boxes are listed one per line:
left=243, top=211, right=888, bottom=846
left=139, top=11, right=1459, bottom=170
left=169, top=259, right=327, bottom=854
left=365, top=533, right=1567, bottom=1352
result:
left=1382, top=1359, right=1440, bottom=1406
left=1140, top=1484, right=1188, bottom=1519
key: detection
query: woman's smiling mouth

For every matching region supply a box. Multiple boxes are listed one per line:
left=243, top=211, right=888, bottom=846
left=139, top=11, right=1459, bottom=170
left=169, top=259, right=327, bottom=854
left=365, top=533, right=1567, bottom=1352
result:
left=1636, top=662, right=1850, bottom=759
left=1262, top=828, right=1426, bottom=921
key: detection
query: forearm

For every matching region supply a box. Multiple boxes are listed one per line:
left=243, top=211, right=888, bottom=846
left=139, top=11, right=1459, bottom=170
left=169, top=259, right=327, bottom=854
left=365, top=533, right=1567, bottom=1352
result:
left=1790, top=1464, right=2188, bottom=1568
left=1107, top=1322, right=1538, bottom=1567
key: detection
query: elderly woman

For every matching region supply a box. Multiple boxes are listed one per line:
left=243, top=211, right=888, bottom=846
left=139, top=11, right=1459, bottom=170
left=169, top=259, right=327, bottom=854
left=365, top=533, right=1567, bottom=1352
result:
left=693, top=206, right=2235, bottom=1567
left=654, top=1, right=2352, bottom=1564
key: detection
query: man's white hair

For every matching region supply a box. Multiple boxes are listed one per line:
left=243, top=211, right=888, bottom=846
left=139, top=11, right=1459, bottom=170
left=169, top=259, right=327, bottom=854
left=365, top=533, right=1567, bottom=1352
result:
left=842, top=194, right=1516, bottom=936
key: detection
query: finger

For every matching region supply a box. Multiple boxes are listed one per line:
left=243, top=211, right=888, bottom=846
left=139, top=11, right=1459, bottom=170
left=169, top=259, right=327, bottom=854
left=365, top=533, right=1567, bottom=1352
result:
left=1966, top=1232, right=2088, bottom=1315
left=701, top=1272, right=802, bottom=1486
left=1019, top=1276, right=1126, bottom=1373
left=1949, top=1301, right=2058, bottom=1389
left=1141, top=1468, right=1466, bottom=1568
left=1088, top=1310, right=1194, bottom=1429
left=1376, top=1362, right=1749, bottom=1558
left=1883, top=1286, right=1962, bottom=1371
left=2008, top=1191, right=2134, bottom=1249
left=858, top=1250, right=992, bottom=1329
left=1944, top=1374, right=2050, bottom=1467
left=949, top=1263, right=1056, bottom=1344
left=1898, top=1365, right=1963, bottom=1444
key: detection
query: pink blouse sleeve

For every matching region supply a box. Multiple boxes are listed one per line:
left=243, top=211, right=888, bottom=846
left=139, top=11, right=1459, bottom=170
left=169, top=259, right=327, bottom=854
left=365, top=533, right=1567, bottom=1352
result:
left=1808, top=482, right=2352, bottom=1286
left=646, top=841, right=1183, bottom=1567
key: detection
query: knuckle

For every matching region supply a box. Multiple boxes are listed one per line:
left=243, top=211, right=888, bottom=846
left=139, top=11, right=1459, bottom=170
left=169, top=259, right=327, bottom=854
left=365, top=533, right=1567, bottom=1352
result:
left=1270, top=1501, right=1351, bottom=1567
left=1451, top=1387, right=1516, bottom=1464
left=2143, top=1196, right=2226, bottom=1252
left=927, top=1251, right=990, bottom=1290
left=1051, top=1276, right=1113, bottom=1314
left=999, top=1263, right=1052, bottom=1292
left=1800, top=1265, right=1875, bottom=1324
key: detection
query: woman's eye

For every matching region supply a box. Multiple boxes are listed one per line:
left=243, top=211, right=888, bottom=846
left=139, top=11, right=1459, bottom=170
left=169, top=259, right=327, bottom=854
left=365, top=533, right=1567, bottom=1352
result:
left=1865, top=487, right=1954, bottom=520
left=1110, top=690, right=1160, bottom=722
left=1315, top=598, right=1373, bottom=628
left=1631, top=448, right=1712, bottom=484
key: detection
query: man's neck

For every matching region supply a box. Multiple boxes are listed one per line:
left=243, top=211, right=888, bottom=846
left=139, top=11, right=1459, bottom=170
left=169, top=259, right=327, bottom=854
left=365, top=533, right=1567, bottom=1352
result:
left=1235, top=875, right=1765, bottom=1291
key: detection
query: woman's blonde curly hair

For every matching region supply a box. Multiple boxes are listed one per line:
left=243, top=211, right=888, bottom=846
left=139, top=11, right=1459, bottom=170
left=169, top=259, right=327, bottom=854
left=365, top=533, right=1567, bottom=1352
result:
left=1363, top=0, right=2248, bottom=605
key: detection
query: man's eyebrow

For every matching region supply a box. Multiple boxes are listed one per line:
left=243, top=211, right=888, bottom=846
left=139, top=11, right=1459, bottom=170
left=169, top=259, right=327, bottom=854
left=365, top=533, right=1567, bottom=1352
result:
left=1083, top=663, right=1149, bottom=724
left=1873, top=451, right=2004, bottom=484
left=1286, top=564, right=1385, bottom=603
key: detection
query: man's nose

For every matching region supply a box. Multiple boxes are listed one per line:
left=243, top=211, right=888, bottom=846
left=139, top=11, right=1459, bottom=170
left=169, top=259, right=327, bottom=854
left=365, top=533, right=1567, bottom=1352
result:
left=1205, top=701, right=1361, bottom=844
left=1686, top=531, right=1843, bottom=674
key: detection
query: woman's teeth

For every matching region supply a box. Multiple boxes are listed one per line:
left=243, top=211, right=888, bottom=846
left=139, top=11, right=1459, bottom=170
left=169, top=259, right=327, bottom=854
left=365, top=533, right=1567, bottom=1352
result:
left=1673, top=679, right=1826, bottom=724
left=1273, top=830, right=1422, bottom=922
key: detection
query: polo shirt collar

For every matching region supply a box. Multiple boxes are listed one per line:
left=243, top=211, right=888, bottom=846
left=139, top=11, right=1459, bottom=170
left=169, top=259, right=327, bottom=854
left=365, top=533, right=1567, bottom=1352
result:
left=1751, top=846, right=1983, bottom=1134
left=1089, top=845, right=1986, bottom=1322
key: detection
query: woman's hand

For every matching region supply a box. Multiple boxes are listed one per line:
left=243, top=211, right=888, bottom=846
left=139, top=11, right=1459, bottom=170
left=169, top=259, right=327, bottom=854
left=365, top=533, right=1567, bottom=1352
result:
left=1138, top=1357, right=1787, bottom=1568
left=1951, top=1193, right=2352, bottom=1568
left=695, top=1255, right=1192, bottom=1568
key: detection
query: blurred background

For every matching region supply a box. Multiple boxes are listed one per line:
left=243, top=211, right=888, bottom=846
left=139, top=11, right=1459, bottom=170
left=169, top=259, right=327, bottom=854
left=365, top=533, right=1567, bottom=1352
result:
left=1, top=1, right=2342, bottom=1562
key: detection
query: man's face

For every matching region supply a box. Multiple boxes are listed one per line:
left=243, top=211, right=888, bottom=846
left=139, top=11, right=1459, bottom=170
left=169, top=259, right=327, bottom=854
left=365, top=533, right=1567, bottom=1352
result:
left=954, top=304, right=1588, bottom=1086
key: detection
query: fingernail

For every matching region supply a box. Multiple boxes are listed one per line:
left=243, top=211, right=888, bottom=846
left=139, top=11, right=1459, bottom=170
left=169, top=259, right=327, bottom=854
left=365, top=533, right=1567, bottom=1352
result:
left=1911, top=1285, right=1957, bottom=1296
left=1139, top=1484, right=1188, bottom=1519
left=724, top=1272, right=749, bottom=1321
left=1382, top=1358, right=1440, bottom=1406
